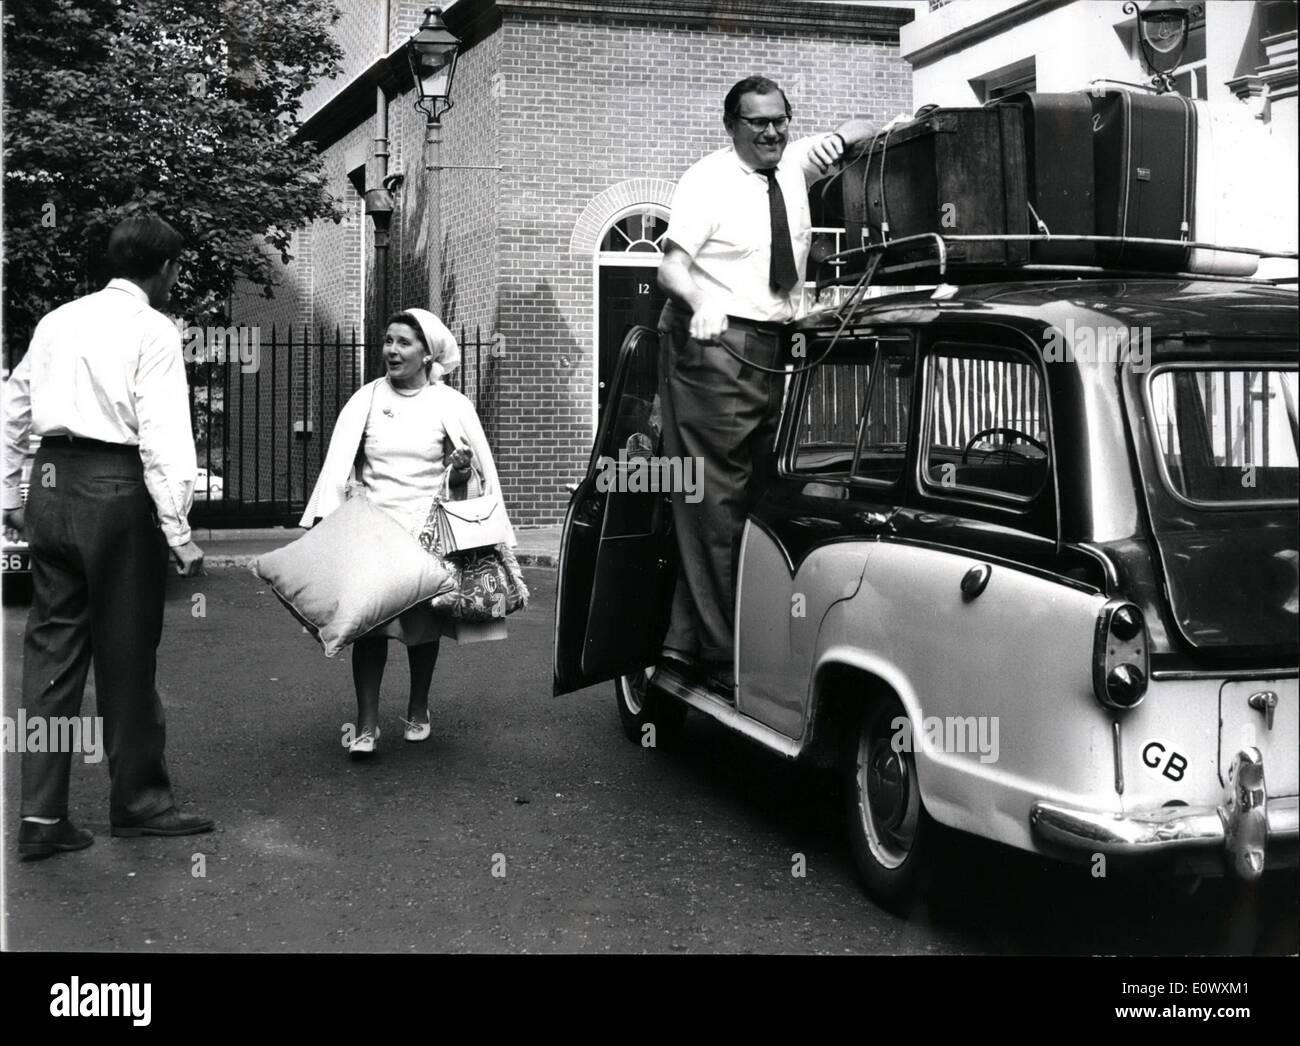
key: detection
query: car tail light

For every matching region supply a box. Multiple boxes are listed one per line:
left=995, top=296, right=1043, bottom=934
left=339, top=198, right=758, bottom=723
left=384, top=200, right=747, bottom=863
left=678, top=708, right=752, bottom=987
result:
left=1093, top=600, right=1149, bottom=710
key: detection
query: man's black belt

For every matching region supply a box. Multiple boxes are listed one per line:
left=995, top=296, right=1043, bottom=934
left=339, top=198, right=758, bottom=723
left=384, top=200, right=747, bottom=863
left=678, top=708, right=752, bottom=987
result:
left=725, top=315, right=785, bottom=336
left=39, top=435, right=137, bottom=454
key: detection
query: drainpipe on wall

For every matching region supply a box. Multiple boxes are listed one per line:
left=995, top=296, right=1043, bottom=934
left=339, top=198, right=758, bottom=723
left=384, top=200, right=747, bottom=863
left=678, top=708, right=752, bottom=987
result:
left=364, top=0, right=394, bottom=382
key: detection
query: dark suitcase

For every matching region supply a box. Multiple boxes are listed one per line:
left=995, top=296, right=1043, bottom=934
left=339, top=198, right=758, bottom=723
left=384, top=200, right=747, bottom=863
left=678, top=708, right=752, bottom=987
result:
left=996, top=92, right=1096, bottom=266
left=1090, top=89, right=1197, bottom=270
left=841, top=106, right=1029, bottom=281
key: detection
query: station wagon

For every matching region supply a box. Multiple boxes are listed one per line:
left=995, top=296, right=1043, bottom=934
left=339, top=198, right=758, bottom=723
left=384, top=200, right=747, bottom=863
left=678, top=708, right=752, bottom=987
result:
left=554, top=272, right=1298, bottom=909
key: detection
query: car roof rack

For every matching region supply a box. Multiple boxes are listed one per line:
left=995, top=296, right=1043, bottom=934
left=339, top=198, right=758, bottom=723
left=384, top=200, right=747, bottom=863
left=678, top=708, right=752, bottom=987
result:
left=818, top=233, right=1300, bottom=326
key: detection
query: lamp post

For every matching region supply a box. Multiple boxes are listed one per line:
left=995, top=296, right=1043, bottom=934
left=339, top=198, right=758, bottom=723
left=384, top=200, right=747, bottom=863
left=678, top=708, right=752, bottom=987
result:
left=403, top=7, right=461, bottom=332
left=408, top=6, right=462, bottom=171
left=1124, top=0, right=1202, bottom=94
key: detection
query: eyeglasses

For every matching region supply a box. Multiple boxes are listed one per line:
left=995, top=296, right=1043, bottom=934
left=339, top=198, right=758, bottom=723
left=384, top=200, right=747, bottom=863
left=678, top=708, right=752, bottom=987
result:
left=734, top=115, right=790, bottom=133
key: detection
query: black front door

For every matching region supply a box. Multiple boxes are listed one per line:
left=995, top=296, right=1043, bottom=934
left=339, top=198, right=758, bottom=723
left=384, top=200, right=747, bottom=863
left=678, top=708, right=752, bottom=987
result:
left=598, top=265, right=666, bottom=417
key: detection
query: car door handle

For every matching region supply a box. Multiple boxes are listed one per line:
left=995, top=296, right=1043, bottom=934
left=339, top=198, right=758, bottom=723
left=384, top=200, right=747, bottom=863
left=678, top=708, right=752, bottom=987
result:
left=1248, top=690, right=1278, bottom=731
left=855, top=510, right=895, bottom=531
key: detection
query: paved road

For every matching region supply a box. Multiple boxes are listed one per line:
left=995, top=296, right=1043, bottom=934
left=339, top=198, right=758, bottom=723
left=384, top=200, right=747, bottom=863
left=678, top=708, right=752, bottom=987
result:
left=3, top=568, right=1296, bottom=953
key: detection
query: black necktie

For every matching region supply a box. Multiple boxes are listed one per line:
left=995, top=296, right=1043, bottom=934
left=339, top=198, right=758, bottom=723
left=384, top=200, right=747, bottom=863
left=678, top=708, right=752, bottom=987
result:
left=760, top=168, right=799, bottom=294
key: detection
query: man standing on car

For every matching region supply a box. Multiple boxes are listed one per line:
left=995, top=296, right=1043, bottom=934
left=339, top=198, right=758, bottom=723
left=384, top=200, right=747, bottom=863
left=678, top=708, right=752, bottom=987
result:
left=3, top=213, right=214, bottom=859
left=656, top=77, right=875, bottom=697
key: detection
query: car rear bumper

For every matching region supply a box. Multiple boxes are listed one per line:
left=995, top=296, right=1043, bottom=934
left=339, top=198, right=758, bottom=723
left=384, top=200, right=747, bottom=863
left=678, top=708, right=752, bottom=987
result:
left=1030, top=748, right=1298, bottom=880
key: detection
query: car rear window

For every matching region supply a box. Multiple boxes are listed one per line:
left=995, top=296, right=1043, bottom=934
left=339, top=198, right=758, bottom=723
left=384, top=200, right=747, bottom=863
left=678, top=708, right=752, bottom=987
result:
left=1147, top=366, right=1298, bottom=505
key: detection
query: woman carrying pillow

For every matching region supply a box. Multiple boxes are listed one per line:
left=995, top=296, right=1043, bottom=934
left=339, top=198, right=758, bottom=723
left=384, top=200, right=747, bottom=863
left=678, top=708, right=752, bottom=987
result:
left=300, top=308, right=517, bottom=758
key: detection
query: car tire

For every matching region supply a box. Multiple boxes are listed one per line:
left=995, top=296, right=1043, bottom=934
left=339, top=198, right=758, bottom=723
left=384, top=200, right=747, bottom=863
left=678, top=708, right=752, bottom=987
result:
left=615, top=668, right=687, bottom=749
left=842, top=697, right=938, bottom=913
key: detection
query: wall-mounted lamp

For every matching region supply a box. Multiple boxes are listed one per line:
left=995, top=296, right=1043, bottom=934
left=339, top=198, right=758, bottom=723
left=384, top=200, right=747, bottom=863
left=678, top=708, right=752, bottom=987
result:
left=408, top=6, right=462, bottom=124
left=1123, top=0, right=1202, bottom=94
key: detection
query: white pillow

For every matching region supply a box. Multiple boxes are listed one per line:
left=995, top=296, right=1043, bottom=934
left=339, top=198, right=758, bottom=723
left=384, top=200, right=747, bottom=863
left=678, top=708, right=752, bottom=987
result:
left=252, top=496, right=452, bottom=657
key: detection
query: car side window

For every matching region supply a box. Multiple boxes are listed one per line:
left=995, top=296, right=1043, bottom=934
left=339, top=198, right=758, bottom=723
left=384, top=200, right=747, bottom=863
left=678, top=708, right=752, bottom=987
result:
left=853, top=344, right=913, bottom=485
left=792, top=357, right=873, bottom=476
left=922, top=346, right=1049, bottom=500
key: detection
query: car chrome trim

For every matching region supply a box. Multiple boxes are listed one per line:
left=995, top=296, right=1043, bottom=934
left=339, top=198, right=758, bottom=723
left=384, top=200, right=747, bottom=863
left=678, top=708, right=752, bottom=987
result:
left=1076, top=542, right=1122, bottom=591
left=1223, top=748, right=1269, bottom=880
left=1151, top=667, right=1298, bottom=681
left=653, top=665, right=802, bottom=760
left=1030, top=751, right=1298, bottom=879
left=1112, top=717, right=1124, bottom=796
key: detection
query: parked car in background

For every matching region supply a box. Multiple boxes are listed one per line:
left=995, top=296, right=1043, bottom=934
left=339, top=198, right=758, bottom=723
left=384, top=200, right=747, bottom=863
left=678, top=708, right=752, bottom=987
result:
left=555, top=273, right=1298, bottom=911
left=195, top=466, right=224, bottom=500
left=1, top=436, right=37, bottom=605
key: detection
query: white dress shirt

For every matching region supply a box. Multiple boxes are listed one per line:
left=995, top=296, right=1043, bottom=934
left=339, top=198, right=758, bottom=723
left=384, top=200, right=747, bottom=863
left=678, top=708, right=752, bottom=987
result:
left=664, top=136, right=823, bottom=322
left=3, top=279, right=196, bottom=547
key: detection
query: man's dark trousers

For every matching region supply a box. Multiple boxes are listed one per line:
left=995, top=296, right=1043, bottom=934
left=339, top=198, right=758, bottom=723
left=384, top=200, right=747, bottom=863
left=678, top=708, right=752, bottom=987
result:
left=20, top=440, right=175, bottom=824
left=657, top=301, right=784, bottom=665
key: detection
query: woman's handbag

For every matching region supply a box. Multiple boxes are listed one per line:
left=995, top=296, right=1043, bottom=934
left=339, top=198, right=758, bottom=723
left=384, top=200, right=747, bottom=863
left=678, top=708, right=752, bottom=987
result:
left=427, top=430, right=512, bottom=552
left=421, top=457, right=528, bottom=623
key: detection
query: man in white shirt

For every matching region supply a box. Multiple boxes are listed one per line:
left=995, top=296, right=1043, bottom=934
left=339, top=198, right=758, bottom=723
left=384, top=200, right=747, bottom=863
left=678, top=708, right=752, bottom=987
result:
left=656, top=76, right=875, bottom=696
left=3, top=213, right=213, bottom=858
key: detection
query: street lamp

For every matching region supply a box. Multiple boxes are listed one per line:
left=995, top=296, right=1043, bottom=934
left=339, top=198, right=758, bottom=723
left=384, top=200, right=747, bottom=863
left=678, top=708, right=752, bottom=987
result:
left=407, top=6, right=461, bottom=123
left=1124, top=0, right=1202, bottom=94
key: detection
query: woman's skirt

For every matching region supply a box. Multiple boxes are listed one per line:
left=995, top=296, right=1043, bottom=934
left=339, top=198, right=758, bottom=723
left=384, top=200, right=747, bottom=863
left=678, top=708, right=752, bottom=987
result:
left=365, top=603, right=442, bottom=646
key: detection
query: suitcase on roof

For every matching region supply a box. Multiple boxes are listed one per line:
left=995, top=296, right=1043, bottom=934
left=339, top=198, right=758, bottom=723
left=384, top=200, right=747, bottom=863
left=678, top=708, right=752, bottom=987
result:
left=840, top=105, right=1030, bottom=281
left=1090, top=89, right=1197, bottom=270
left=995, top=92, right=1097, bottom=266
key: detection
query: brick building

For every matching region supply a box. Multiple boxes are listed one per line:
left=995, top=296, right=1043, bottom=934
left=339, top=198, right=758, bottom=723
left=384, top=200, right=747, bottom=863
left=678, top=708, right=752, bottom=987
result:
left=229, top=0, right=914, bottom=525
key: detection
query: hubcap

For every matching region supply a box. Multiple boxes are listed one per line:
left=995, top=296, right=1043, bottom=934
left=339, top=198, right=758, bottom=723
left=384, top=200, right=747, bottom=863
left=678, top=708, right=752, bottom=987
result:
left=867, top=743, right=908, bottom=830
left=856, top=714, right=920, bottom=870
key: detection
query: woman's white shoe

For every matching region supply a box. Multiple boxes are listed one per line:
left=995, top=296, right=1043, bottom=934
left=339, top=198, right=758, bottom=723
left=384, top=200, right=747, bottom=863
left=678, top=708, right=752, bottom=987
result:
left=402, top=716, right=431, bottom=743
left=349, top=726, right=380, bottom=757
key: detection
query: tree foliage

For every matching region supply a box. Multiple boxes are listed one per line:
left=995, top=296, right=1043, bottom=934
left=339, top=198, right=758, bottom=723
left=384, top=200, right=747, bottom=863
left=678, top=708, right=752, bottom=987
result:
left=3, top=0, right=345, bottom=358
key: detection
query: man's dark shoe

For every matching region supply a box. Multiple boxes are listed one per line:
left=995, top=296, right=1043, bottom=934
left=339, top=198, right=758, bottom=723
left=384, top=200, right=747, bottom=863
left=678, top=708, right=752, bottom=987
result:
left=659, top=649, right=701, bottom=680
left=704, top=664, right=736, bottom=702
left=18, top=818, right=94, bottom=860
left=111, top=808, right=215, bottom=838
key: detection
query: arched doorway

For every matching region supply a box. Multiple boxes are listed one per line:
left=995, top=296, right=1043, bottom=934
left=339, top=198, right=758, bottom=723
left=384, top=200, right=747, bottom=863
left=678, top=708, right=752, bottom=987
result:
left=595, top=206, right=669, bottom=418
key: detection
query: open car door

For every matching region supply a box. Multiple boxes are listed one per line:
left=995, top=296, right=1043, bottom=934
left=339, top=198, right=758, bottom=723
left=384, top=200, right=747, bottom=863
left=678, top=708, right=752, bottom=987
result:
left=553, top=325, right=677, bottom=695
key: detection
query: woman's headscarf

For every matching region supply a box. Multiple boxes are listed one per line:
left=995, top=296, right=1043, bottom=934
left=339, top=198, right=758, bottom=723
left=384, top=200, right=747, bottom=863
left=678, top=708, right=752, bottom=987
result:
left=402, top=307, right=460, bottom=382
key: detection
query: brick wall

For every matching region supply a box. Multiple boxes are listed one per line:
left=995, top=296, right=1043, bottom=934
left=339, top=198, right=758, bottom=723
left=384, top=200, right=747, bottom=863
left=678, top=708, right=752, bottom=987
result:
left=485, top=9, right=911, bottom=524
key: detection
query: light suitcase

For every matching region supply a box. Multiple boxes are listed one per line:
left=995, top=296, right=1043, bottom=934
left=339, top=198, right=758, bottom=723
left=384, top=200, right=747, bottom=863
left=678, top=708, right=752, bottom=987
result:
left=1186, top=99, right=1262, bottom=276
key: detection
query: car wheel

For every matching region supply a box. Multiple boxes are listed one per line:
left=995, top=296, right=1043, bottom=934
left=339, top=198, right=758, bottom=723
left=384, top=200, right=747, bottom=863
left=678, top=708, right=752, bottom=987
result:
left=842, top=697, right=937, bottom=913
left=615, top=667, right=686, bottom=748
